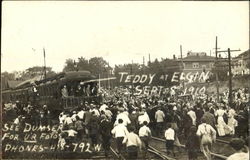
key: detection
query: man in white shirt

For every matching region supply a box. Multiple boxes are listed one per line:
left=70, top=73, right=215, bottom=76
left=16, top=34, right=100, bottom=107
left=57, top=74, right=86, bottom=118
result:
left=77, top=109, right=85, bottom=120
left=155, top=107, right=165, bottom=136
left=114, top=110, right=131, bottom=126
left=64, top=114, right=74, bottom=129
left=90, top=104, right=100, bottom=117
left=65, top=129, right=78, bottom=143
left=139, top=121, right=151, bottom=155
left=165, top=123, right=175, bottom=156
left=187, top=108, right=197, bottom=126
left=123, top=126, right=142, bottom=159
left=99, top=102, right=108, bottom=113
left=138, top=110, right=150, bottom=126
left=71, top=111, right=77, bottom=122
left=104, top=109, right=113, bottom=120
left=59, top=112, right=67, bottom=124
left=111, top=119, right=129, bottom=154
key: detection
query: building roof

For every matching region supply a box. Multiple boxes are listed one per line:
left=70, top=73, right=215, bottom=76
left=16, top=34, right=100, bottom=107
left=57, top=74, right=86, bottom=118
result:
left=236, top=49, right=250, bottom=59
left=178, top=55, right=216, bottom=62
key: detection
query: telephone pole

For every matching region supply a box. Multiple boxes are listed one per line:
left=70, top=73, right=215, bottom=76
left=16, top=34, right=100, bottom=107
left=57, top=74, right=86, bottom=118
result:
left=43, top=48, right=46, bottom=79
left=180, top=45, right=185, bottom=88
left=217, top=48, right=240, bottom=107
left=180, top=45, right=183, bottom=59
left=215, top=36, right=220, bottom=102
left=131, top=60, right=134, bottom=96
left=148, top=53, right=151, bottom=64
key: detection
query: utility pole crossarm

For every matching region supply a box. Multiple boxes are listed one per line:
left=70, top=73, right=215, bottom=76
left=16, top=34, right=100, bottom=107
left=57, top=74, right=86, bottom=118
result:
left=217, top=49, right=241, bottom=53
left=215, top=36, right=220, bottom=102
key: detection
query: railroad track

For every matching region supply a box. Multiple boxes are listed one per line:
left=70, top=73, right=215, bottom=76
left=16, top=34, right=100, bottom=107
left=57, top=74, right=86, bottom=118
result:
left=151, top=136, right=228, bottom=160
left=110, top=146, right=126, bottom=160
left=110, top=141, right=175, bottom=159
left=216, top=138, right=230, bottom=144
left=148, top=145, right=176, bottom=160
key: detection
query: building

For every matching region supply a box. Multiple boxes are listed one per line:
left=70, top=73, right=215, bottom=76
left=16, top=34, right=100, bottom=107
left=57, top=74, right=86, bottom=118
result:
left=177, top=51, right=216, bottom=74
left=232, top=49, right=250, bottom=76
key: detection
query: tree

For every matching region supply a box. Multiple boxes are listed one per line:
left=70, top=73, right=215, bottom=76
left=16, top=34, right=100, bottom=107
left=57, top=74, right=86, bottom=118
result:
left=21, top=66, right=56, bottom=80
left=88, top=57, right=109, bottom=75
left=77, top=57, right=90, bottom=71
left=1, top=72, right=15, bottom=81
left=113, top=63, right=142, bottom=76
left=63, top=59, right=75, bottom=72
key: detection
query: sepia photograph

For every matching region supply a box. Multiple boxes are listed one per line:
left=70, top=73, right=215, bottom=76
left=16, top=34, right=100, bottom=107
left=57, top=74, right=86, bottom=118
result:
left=1, top=1, right=249, bottom=160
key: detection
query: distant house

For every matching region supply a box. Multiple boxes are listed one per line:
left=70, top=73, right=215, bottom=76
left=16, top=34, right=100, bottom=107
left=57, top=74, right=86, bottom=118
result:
left=177, top=51, right=216, bottom=74
left=232, top=49, right=250, bottom=76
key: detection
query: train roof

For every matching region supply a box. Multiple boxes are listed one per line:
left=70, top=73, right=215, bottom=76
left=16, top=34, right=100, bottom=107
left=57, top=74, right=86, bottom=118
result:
left=9, top=71, right=96, bottom=90
left=37, top=71, right=96, bottom=84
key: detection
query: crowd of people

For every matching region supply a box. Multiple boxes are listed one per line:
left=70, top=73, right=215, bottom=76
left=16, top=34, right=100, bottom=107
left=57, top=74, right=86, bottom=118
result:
left=2, top=85, right=249, bottom=160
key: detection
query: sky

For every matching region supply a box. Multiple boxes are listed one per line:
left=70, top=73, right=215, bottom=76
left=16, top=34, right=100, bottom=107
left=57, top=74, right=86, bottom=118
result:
left=1, top=1, right=249, bottom=73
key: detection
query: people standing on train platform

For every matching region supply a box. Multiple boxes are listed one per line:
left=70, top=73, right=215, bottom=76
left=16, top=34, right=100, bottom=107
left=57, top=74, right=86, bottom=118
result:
left=164, top=123, right=175, bottom=157
left=185, top=126, right=200, bottom=160
left=139, top=121, right=151, bottom=158
left=61, top=85, right=68, bottom=98
left=155, top=107, right=165, bottom=136
left=111, top=119, right=129, bottom=154
left=99, top=115, right=113, bottom=157
left=123, top=126, right=142, bottom=159
left=196, top=118, right=217, bottom=160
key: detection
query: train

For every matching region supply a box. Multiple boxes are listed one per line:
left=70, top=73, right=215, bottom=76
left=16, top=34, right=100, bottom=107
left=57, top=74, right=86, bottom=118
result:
left=2, top=71, right=101, bottom=111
